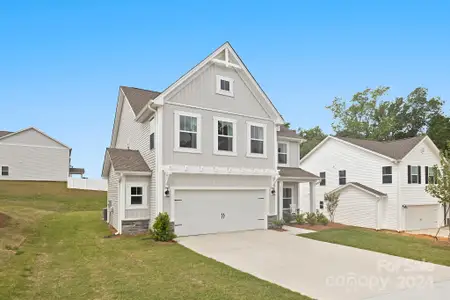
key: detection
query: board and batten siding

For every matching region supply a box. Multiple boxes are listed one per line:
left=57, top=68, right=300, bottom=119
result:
left=107, top=166, right=120, bottom=230
left=299, top=138, right=399, bottom=230
left=162, top=62, right=276, bottom=170
left=0, top=129, right=69, bottom=181
left=114, top=95, right=156, bottom=222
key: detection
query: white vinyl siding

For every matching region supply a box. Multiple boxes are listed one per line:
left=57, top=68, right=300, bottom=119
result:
left=300, top=138, right=398, bottom=230
left=107, top=167, right=120, bottom=230
left=334, top=187, right=378, bottom=229
left=115, top=97, right=156, bottom=222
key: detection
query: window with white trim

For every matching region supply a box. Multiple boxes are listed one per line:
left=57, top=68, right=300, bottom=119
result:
left=278, top=142, right=288, bottom=165
left=427, top=166, right=436, bottom=184
left=126, top=184, right=147, bottom=209
left=174, top=111, right=201, bottom=153
left=382, top=166, right=392, bottom=184
left=319, top=172, right=326, bottom=186
left=216, top=75, right=234, bottom=97
left=410, top=165, right=420, bottom=184
left=247, top=122, right=266, bottom=157
left=282, top=187, right=292, bottom=211
left=130, top=186, right=143, bottom=205
left=214, top=117, right=236, bottom=155
left=1, top=166, right=9, bottom=176
left=338, top=170, right=346, bottom=185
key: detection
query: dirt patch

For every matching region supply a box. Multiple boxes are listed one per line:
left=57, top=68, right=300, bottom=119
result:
left=288, top=222, right=349, bottom=231
left=381, top=229, right=450, bottom=244
left=0, top=212, right=11, bottom=228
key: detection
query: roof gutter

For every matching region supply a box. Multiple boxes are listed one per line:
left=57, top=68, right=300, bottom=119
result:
left=135, top=101, right=157, bottom=122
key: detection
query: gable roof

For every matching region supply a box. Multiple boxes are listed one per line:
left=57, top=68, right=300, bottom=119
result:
left=105, top=148, right=151, bottom=173
left=329, top=182, right=387, bottom=198
left=334, top=136, right=426, bottom=160
left=277, top=125, right=304, bottom=141
left=0, top=127, right=71, bottom=149
left=136, top=42, right=284, bottom=124
left=0, top=131, right=13, bottom=138
left=278, top=167, right=319, bottom=179
left=120, top=86, right=161, bottom=116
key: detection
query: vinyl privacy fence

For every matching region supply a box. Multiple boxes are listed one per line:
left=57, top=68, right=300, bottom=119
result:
left=67, top=178, right=107, bottom=191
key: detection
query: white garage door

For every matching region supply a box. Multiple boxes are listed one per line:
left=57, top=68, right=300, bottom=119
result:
left=174, top=189, right=266, bottom=236
left=334, top=187, right=378, bottom=229
left=405, top=205, right=438, bottom=230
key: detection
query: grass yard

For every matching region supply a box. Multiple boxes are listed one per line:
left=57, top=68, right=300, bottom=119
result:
left=0, top=181, right=308, bottom=300
left=300, top=226, right=450, bottom=267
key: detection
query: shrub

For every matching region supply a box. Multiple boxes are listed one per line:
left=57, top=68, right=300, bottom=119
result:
left=296, top=213, right=306, bottom=225
left=305, top=212, right=317, bottom=225
left=283, top=212, right=294, bottom=224
left=272, top=218, right=285, bottom=229
left=151, top=212, right=176, bottom=241
left=316, top=210, right=329, bottom=226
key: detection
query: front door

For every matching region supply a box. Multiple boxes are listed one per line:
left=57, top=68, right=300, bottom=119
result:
left=282, top=187, right=293, bottom=214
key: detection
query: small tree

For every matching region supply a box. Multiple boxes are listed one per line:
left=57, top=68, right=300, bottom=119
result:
left=152, top=212, right=176, bottom=242
left=324, top=192, right=340, bottom=222
left=425, top=146, right=450, bottom=241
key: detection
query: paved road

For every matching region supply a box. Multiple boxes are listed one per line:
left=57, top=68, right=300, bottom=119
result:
left=177, top=230, right=450, bottom=300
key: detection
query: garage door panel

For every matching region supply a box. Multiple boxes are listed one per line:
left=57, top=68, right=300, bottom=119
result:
left=174, top=189, right=266, bottom=236
left=405, top=205, right=438, bottom=230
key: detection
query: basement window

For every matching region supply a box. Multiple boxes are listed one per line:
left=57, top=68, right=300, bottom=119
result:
left=216, top=75, right=234, bottom=97
left=1, top=166, right=8, bottom=176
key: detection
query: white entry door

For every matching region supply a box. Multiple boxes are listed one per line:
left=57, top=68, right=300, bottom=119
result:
left=174, top=189, right=266, bottom=236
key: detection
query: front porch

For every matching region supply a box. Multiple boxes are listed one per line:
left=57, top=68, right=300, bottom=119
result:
left=276, top=167, right=320, bottom=220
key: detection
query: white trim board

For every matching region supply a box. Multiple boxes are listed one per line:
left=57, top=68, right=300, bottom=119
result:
left=163, top=164, right=277, bottom=176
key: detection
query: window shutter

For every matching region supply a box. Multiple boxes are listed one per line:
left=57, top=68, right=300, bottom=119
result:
left=425, top=166, right=429, bottom=184
left=418, top=166, right=421, bottom=184
left=407, top=165, right=411, bottom=184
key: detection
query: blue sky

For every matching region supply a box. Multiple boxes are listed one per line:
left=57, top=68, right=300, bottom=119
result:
left=1, top=1, right=449, bottom=177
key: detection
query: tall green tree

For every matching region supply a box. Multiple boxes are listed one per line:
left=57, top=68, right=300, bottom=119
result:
left=427, top=114, right=450, bottom=152
left=327, top=86, right=444, bottom=142
left=425, top=145, right=450, bottom=240
left=298, top=126, right=327, bottom=156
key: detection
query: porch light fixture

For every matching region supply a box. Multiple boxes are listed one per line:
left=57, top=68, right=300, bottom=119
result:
left=164, top=187, right=170, bottom=197
left=270, top=188, right=276, bottom=196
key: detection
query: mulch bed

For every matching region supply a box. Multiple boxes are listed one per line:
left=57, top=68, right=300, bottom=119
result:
left=288, top=222, right=348, bottom=231
left=0, top=212, right=11, bottom=228
left=381, top=229, right=450, bottom=243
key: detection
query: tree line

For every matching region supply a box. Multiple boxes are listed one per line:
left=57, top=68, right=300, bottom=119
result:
left=289, top=86, right=450, bottom=156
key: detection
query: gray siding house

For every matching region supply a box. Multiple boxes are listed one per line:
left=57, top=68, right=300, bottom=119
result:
left=0, top=127, right=72, bottom=182
left=102, top=42, right=319, bottom=236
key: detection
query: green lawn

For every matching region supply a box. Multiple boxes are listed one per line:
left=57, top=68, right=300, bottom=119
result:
left=0, top=181, right=308, bottom=300
left=300, top=227, right=450, bottom=266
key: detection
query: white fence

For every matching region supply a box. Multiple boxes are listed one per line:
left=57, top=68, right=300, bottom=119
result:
left=67, top=178, right=108, bottom=191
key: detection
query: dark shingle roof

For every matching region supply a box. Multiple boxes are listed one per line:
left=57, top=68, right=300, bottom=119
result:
left=279, top=167, right=319, bottom=179
left=120, top=86, right=161, bottom=116
left=335, top=136, right=426, bottom=160
left=0, top=131, right=13, bottom=138
left=335, top=182, right=387, bottom=197
left=106, top=148, right=151, bottom=172
left=277, top=125, right=302, bottom=139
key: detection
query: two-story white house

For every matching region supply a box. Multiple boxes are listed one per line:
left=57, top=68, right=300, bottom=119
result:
left=299, top=135, right=445, bottom=231
left=102, top=42, right=319, bottom=235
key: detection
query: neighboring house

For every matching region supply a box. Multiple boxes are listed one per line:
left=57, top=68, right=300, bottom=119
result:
left=0, top=127, right=73, bottom=182
left=299, top=135, right=444, bottom=231
left=102, top=42, right=319, bottom=236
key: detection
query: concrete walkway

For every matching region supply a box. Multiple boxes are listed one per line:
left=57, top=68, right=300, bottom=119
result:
left=282, top=225, right=315, bottom=235
left=177, top=230, right=450, bottom=300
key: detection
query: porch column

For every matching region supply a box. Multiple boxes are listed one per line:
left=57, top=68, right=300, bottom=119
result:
left=278, top=180, right=284, bottom=219
left=309, top=181, right=316, bottom=212
left=297, top=182, right=302, bottom=213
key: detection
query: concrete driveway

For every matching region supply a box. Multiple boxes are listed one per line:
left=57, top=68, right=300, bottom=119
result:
left=408, top=227, right=449, bottom=239
left=177, top=230, right=450, bottom=300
